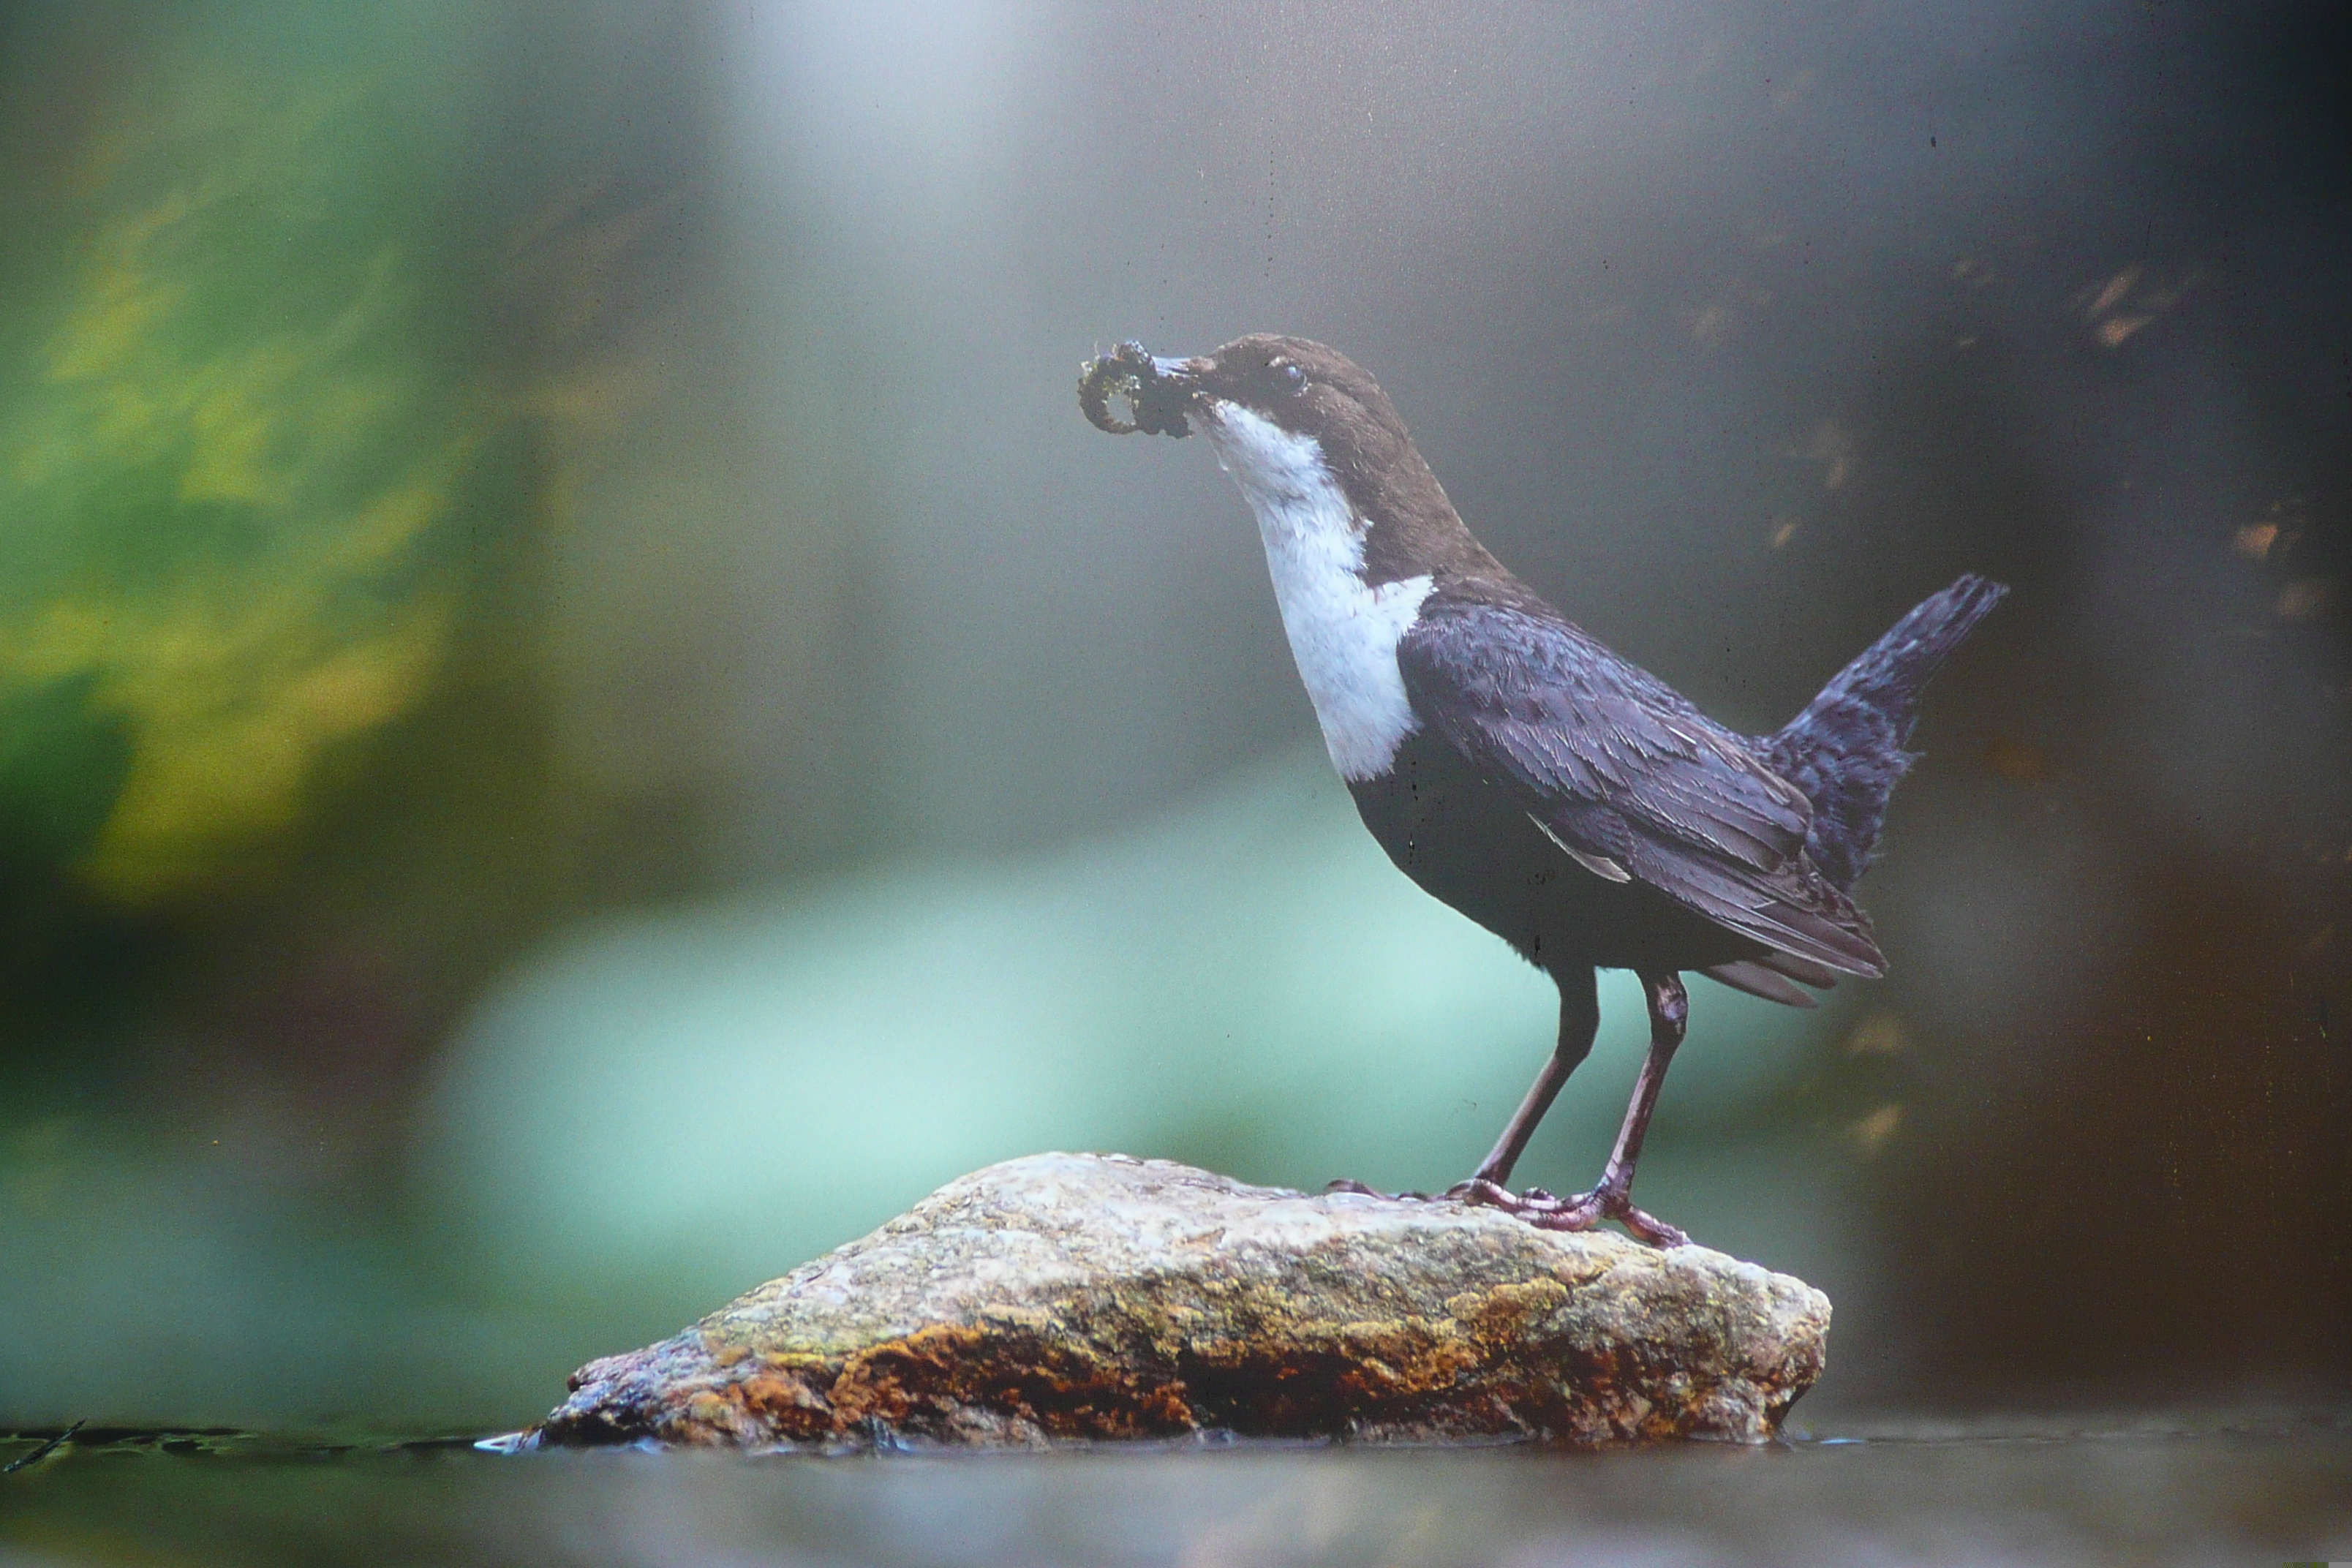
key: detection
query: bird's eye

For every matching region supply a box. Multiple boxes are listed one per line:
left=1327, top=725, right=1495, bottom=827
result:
left=1277, top=361, right=1307, bottom=391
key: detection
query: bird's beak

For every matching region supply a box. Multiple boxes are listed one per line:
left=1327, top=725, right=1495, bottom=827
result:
left=1079, top=342, right=1205, bottom=438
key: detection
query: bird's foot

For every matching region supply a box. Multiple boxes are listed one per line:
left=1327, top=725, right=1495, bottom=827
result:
left=1444, top=1177, right=1689, bottom=1248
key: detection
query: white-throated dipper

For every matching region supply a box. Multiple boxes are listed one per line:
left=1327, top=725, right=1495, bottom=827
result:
left=1080, top=335, right=2005, bottom=1246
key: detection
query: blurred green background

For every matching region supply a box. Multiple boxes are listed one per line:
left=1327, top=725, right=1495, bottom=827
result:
left=0, top=0, right=2345, bottom=1435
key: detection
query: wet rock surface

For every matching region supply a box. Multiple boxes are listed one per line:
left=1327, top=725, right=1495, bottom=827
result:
left=522, top=1153, right=1830, bottom=1450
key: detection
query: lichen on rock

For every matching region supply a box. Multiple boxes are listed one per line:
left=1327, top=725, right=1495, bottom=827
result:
left=519, top=1153, right=1829, bottom=1451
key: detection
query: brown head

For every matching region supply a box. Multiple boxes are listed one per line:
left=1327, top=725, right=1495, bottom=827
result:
left=1082, top=333, right=1514, bottom=589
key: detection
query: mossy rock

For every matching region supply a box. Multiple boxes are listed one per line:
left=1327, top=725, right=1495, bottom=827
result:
left=519, top=1153, right=1829, bottom=1450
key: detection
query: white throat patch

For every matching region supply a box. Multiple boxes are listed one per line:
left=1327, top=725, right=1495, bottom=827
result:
left=1202, top=402, right=1433, bottom=782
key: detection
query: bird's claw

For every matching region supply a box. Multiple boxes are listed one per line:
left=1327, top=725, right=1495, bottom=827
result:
left=1331, top=1175, right=1686, bottom=1246
left=1444, top=1176, right=1690, bottom=1248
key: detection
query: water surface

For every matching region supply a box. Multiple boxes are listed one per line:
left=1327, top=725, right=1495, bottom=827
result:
left=5, top=1415, right=2346, bottom=1567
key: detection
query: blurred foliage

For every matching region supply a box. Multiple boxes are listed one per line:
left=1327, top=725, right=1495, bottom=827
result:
left=0, top=2, right=713, bottom=1166
left=0, top=42, right=494, bottom=905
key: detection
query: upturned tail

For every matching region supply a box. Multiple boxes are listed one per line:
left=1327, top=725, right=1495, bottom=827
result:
left=1762, top=573, right=2008, bottom=892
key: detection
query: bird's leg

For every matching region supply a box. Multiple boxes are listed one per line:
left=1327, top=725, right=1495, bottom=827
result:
left=1459, top=1052, right=1573, bottom=1191
left=1330, top=968, right=1597, bottom=1206
left=1526, top=971, right=1692, bottom=1247
left=1440, top=969, right=1600, bottom=1212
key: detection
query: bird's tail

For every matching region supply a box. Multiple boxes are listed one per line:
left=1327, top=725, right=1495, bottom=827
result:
left=1762, top=573, right=2008, bottom=892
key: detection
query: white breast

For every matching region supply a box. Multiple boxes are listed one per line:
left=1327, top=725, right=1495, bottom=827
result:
left=1203, top=402, right=1433, bottom=783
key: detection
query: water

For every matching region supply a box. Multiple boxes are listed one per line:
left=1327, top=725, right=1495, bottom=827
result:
left=4, top=1416, right=2346, bottom=1567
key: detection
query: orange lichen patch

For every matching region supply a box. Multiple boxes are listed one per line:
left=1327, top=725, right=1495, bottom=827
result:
left=1447, top=1277, right=1574, bottom=1339
left=617, top=1275, right=1763, bottom=1447
left=807, top=1324, right=1166, bottom=1441
left=728, top=1374, right=834, bottom=1442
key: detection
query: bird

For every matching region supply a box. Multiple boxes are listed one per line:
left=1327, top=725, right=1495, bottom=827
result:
left=1079, top=334, right=2005, bottom=1247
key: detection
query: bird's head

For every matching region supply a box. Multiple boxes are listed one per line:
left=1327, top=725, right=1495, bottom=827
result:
left=1082, top=333, right=1503, bottom=592
left=1081, top=333, right=1418, bottom=512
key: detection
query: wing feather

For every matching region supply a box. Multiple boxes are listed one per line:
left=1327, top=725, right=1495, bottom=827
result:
left=1398, top=597, right=1885, bottom=978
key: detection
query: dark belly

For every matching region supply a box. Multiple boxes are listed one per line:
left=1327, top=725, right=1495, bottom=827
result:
left=1346, top=729, right=1763, bottom=976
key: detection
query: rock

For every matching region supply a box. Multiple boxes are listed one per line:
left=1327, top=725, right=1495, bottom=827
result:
left=521, top=1153, right=1829, bottom=1450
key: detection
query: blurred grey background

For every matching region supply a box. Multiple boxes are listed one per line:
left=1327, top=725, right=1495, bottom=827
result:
left=0, top=0, right=2344, bottom=1430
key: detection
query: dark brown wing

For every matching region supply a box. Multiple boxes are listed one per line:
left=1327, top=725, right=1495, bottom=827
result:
left=1397, top=595, right=1885, bottom=977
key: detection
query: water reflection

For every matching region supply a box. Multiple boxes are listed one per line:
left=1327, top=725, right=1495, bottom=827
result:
left=4, top=1417, right=2348, bottom=1567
